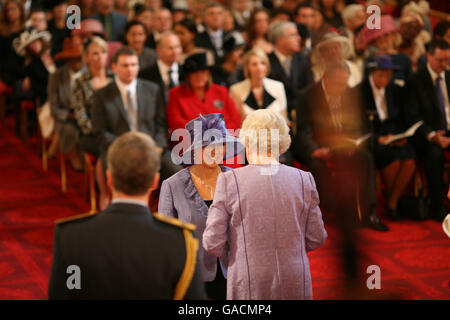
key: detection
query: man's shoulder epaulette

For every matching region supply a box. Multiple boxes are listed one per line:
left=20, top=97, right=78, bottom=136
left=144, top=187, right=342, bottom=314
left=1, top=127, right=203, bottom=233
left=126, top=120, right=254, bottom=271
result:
left=55, top=212, right=99, bottom=225
left=153, top=212, right=196, bottom=232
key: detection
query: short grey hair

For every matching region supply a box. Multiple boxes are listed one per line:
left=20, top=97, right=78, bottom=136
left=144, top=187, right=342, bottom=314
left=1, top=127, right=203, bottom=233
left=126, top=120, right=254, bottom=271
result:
left=239, top=109, right=291, bottom=157
left=268, top=21, right=297, bottom=44
left=323, top=60, right=351, bottom=78
left=341, top=4, right=365, bottom=21
left=107, top=132, right=161, bottom=196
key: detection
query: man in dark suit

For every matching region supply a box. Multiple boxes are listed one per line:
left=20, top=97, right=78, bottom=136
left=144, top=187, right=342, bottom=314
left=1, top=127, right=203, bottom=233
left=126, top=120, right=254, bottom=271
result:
left=91, top=0, right=127, bottom=41
left=48, top=132, right=206, bottom=299
left=405, top=40, right=450, bottom=221
left=195, top=2, right=227, bottom=62
left=267, top=21, right=313, bottom=116
left=139, top=32, right=182, bottom=106
left=91, top=47, right=181, bottom=180
left=293, top=61, right=388, bottom=231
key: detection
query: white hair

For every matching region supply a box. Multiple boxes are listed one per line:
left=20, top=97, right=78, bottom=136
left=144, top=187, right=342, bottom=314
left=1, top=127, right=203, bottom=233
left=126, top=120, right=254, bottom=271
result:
left=341, top=4, right=364, bottom=21
left=268, top=21, right=297, bottom=44
left=239, top=109, right=291, bottom=157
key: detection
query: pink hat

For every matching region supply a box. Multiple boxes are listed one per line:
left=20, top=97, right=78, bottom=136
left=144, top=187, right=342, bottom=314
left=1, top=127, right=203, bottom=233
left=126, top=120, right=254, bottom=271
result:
left=362, top=15, right=398, bottom=45
left=71, top=19, right=106, bottom=39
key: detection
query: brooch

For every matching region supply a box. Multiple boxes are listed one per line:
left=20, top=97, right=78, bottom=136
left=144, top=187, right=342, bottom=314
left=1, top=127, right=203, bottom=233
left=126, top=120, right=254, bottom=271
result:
left=213, top=100, right=224, bottom=109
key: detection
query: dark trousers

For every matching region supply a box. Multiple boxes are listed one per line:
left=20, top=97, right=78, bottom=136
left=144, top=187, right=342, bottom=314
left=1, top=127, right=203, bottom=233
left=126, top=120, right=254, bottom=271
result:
left=306, top=148, right=377, bottom=225
left=417, top=139, right=445, bottom=210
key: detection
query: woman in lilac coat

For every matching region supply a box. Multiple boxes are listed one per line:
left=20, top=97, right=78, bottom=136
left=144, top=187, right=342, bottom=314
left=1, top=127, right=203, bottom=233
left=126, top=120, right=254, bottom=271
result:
left=203, top=109, right=328, bottom=300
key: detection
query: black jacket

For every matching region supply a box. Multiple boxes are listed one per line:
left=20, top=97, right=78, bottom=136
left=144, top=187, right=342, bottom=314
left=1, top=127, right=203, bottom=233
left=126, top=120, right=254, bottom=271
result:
left=268, top=51, right=313, bottom=113
left=404, top=66, right=450, bottom=139
left=48, top=203, right=206, bottom=299
left=91, top=79, right=168, bottom=156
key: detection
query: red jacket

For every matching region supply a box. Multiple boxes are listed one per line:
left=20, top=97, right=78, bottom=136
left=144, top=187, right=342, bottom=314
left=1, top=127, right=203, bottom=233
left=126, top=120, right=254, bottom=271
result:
left=167, top=83, right=242, bottom=132
left=167, top=83, right=243, bottom=168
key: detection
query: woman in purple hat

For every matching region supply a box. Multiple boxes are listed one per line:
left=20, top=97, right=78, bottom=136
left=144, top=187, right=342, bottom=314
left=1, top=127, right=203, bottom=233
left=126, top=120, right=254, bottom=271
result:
left=158, top=113, right=245, bottom=300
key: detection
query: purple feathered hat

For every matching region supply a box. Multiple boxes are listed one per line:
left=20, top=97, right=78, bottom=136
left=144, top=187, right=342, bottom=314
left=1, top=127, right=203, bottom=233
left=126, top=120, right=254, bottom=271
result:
left=181, top=113, right=244, bottom=165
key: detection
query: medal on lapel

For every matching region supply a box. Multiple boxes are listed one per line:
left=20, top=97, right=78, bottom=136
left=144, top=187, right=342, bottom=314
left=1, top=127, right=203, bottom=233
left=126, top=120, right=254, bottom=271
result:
left=213, top=100, right=224, bottom=109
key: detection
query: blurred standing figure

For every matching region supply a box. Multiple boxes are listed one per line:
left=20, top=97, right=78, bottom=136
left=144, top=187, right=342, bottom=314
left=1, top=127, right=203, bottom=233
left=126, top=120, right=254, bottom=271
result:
left=203, top=109, right=327, bottom=300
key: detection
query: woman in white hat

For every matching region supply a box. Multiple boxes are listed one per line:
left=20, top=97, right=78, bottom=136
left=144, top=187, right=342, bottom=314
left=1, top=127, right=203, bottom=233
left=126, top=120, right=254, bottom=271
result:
left=13, top=26, right=55, bottom=105
left=311, top=31, right=362, bottom=87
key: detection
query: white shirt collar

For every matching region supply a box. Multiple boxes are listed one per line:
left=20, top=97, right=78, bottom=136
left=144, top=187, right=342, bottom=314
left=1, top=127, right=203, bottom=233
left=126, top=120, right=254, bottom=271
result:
left=427, top=63, right=445, bottom=82
left=115, top=76, right=137, bottom=95
left=157, top=59, right=178, bottom=74
left=111, top=198, right=148, bottom=208
left=207, top=28, right=223, bottom=38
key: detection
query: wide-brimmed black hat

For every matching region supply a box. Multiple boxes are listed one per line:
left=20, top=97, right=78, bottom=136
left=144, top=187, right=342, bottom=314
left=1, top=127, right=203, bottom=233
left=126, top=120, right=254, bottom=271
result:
left=181, top=52, right=214, bottom=79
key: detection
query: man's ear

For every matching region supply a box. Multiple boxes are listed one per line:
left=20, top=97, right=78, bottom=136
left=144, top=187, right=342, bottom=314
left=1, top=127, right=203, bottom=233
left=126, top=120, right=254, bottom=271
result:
left=150, top=172, right=160, bottom=192
left=111, top=62, right=117, bottom=74
left=106, top=169, right=114, bottom=192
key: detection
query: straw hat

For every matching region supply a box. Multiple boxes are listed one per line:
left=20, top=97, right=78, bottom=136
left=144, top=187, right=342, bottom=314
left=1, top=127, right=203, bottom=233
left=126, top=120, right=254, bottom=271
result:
left=311, top=31, right=353, bottom=65
left=13, top=27, right=52, bottom=56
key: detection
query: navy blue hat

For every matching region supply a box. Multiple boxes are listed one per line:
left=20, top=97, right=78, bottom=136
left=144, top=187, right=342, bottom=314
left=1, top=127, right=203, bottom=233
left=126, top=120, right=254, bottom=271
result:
left=181, top=114, right=244, bottom=165
left=367, top=55, right=400, bottom=71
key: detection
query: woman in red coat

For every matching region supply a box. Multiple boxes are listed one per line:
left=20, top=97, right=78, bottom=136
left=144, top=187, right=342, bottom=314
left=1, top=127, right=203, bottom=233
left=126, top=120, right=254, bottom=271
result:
left=167, top=52, right=242, bottom=132
left=167, top=52, right=243, bottom=168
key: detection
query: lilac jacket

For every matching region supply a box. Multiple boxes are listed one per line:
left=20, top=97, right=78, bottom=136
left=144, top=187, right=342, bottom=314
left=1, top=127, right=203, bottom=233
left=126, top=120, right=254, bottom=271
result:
left=203, top=164, right=327, bottom=300
left=158, top=166, right=229, bottom=282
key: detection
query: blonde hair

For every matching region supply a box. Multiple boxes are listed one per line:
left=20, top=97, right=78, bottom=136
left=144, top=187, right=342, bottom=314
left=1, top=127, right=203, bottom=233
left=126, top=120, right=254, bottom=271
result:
left=239, top=109, right=291, bottom=157
left=83, top=36, right=108, bottom=55
left=242, top=48, right=270, bottom=79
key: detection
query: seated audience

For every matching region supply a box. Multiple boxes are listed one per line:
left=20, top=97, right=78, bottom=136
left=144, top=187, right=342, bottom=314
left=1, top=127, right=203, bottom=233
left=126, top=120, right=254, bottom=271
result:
left=91, top=0, right=127, bottom=42
left=294, top=3, right=316, bottom=51
left=230, top=48, right=287, bottom=122
left=47, top=0, right=71, bottom=58
left=49, top=132, right=206, bottom=300
left=175, top=18, right=215, bottom=65
left=146, top=7, right=172, bottom=49
left=319, top=0, right=343, bottom=29
left=166, top=52, right=242, bottom=133
left=267, top=21, right=313, bottom=116
left=123, top=20, right=157, bottom=70
left=339, top=4, right=366, bottom=56
left=354, top=55, right=416, bottom=220
left=311, top=31, right=362, bottom=88
left=361, top=15, right=412, bottom=83
left=195, top=2, right=226, bottom=62
left=293, top=61, right=388, bottom=231
left=211, top=31, right=245, bottom=88
left=245, top=8, right=274, bottom=54
left=159, top=113, right=245, bottom=300
left=404, top=40, right=450, bottom=222
left=92, top=47, right=180, bottom=209
left=203, top=109, right=327, bottom=299
left=72, top=36, right=113, bottom=158
left=139, top=31, right=182, bottom=106
left=48, top=37, right=84, bottom=167
left=28, top=5, right=48, bottom=32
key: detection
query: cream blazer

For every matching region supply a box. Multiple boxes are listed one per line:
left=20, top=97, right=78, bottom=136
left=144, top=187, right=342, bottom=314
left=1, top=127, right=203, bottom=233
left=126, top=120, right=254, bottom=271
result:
left=229, top=78, right=288, bottom=122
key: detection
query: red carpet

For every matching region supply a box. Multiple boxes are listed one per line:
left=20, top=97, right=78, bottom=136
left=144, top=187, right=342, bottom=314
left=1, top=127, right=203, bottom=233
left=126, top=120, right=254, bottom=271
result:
left=0, top=121, right=449, bottom=300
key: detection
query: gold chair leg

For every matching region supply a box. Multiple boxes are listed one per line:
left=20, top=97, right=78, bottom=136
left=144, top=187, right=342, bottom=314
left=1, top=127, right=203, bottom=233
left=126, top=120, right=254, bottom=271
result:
left=84, top=154, right=97, bottom=214
left=60, top=153, right=67, bottom=193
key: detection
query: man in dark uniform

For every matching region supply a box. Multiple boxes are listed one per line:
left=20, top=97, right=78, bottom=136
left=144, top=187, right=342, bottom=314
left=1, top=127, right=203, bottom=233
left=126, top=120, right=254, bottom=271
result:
left=48, top=132, right=206, bottom=299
